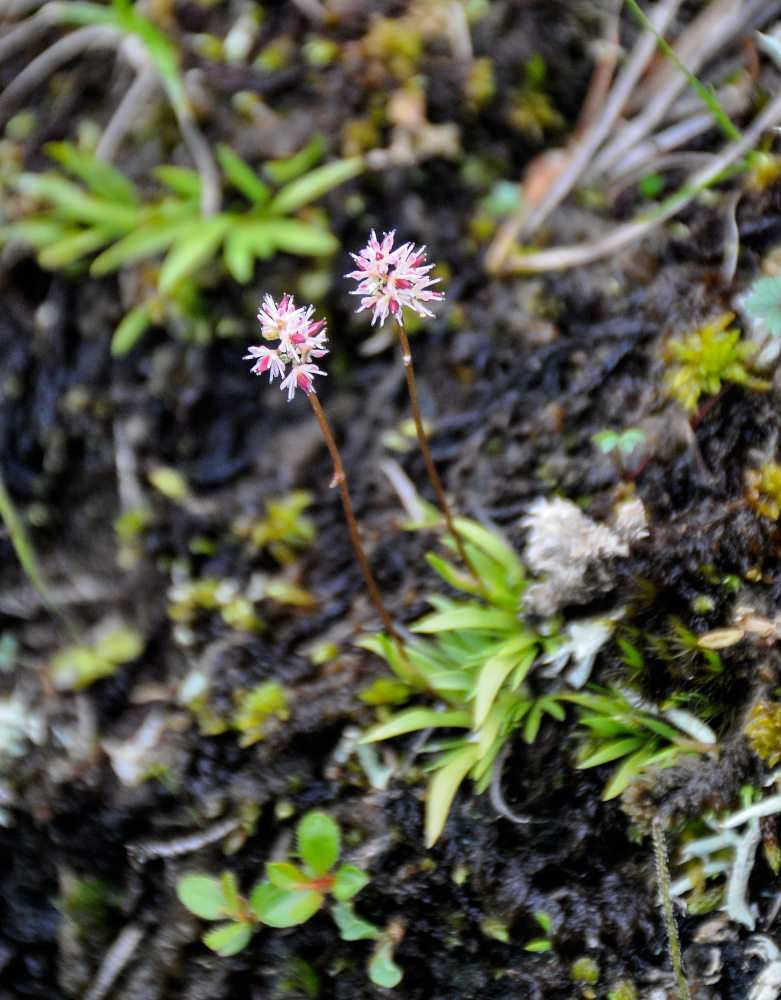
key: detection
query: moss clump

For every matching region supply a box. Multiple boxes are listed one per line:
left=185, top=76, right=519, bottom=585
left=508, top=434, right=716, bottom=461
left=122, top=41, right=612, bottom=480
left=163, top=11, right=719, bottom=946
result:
left=744, top=699, right=781, bottom=767
left=232, top=681, right=290, bottom=747
left=746, top=461, right=781, bottom=520
left=662, top=312, right=768, bottom=412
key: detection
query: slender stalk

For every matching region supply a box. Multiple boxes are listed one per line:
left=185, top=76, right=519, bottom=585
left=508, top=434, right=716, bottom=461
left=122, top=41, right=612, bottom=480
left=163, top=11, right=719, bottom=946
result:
left=652, top=818, right=691, bottom=1000
left=0, top=464, right=78, bottom=638
left=394, top=322, right=479, bottom=583
left=308, top=393, right=401, bottom=645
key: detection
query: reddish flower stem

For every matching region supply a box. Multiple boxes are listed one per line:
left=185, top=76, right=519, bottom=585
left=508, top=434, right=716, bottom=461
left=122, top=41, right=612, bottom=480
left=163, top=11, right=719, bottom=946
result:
left=308, top=393, right=401, bottom=646
left=394, top=322, right=480, bottom=583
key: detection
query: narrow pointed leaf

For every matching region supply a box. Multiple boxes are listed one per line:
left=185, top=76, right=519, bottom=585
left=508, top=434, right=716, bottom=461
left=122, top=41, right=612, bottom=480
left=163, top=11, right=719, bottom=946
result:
left=425, top=744, right=480, bottom=846
left=268, top=156, right=364, bottom=214
left=217, top=144, right=270, bottom=205
left=158, top=215, right=231, bottom=292
left=361, top=708, right=471, bottom=744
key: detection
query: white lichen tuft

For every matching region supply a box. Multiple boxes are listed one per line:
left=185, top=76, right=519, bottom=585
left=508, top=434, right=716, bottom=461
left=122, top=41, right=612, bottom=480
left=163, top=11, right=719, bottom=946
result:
left=522, top=496, right=647, bottom=617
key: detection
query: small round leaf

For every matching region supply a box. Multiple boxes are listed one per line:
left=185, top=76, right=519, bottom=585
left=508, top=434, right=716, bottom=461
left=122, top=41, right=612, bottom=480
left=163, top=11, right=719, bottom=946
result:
left=203, top=921, right=252, bottom=956
left=177, top=875, right=229, bottom=920
left=297, top=811, right=340, bottom=875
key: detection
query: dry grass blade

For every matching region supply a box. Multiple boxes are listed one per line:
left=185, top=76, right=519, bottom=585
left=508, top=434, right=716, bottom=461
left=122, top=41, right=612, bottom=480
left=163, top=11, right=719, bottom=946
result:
left=485, top=0, right=781, bottom=276
left=497, top=85, right=781, bottom=273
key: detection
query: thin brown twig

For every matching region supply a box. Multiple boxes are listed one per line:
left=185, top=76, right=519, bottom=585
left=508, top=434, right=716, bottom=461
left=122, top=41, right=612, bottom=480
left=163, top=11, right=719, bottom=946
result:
left=394, top=322, right=480, bottom=583
left=307, top=393, right=401, bottom=646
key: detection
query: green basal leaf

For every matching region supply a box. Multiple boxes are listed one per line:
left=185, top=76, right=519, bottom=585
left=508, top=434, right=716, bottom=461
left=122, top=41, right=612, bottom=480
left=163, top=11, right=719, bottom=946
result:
left=268, top=156, right=364, bottom=214
left=217, top=144, right=271, bottom=206
left=158, top=215, right=231, bottom=293
left=601, top=746, right=658, bottom=800
left=575, top=716, right=630, bottom=737
left=368, top=937, right=404, bottom=988
left=577, top=736, right=646, bottom=769
left=38, top=226, right=117, bottom=268
left=425, top=744, right=480, bottom=846
left=412, top=605, right=516, bottom=634
left=202, top=921, right=253, bottom=957
left=45, top=142, right=138, bottom=203
left=0, top=220, right=66, bottom=249
left=222, top=220, right=278, bottom=277
left=452, top=516, right=524, bottom=581
left=176, top=874, right=229, bottom=920
left=57, top=2, right=126, bottom=28
left=332, top=865, right=369, bottom=901
left=362, top=708, right=471, bottom=744
left=473, top=640, right=538, bottom=728
left=261, top=218, right=338, bottom=256
left=330, top=900, right=380, bottom=941
left=17, top=173, right=138, bottom=229
left=266, top=861, right=311, bottom=890
left=111, top=305, right=151, bottom=357
left=249, top=883, right=324, bottom=927
left=153, top=165, right=202, bottom=199
left=264, top=135, right=326, bottom=185
left=425, top=552, right=483, bottom=595
left=91, top=217, right=195, bottom=275
left=297, top=811, right=340, bottom=876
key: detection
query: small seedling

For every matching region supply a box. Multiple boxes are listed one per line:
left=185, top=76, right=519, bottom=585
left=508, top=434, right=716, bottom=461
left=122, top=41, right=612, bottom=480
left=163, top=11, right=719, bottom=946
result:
left=524, top=910, right=554, bottom=952
left=177, top=811, right=402, bottom=987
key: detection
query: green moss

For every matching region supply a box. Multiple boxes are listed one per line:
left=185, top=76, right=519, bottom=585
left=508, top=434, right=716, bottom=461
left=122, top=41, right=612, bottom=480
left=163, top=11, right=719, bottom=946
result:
left=232, top=681, right=290, bottom=747
left=662, top=313, right=768, bottom=412
left=744, top=699, right=781, bottom=767
left=746, top=461, right=781, bottom=520
left=570, top=956, right=600, bottom=985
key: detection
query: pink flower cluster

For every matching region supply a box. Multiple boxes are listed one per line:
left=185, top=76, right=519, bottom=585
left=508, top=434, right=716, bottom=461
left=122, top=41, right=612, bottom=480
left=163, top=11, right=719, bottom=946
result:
left=345, top=230, right=444, bottom=327
left=244, top=294, right=327, bottom=400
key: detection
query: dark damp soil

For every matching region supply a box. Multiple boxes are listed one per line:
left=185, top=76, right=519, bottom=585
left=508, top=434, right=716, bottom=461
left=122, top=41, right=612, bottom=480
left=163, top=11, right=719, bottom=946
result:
left=3, top=2, right=781, bottom=999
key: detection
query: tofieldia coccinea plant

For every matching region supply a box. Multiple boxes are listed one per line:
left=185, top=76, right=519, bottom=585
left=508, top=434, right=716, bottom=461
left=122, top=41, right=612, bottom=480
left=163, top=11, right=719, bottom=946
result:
left=244, top=293, right=401, bottom=646
left=345, top=231, right=478, bottom=581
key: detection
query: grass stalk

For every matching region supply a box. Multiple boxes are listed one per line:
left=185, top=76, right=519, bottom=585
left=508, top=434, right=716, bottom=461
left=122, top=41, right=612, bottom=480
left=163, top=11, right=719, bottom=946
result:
left=652, top=817, right=691, bottom=1000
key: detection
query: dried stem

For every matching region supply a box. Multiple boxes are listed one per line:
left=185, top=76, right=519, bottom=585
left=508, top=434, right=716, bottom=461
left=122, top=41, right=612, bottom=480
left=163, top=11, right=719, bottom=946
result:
left=652, top=818, right=691, bottom=1000
left=394, top=322, right=479, bottom=583
left=308, top=393, right=401, bottom=646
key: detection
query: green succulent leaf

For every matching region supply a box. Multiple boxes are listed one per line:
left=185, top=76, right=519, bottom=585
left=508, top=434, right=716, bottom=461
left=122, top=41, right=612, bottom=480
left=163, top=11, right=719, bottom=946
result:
left=297, top=811, right=340, bottom=875
left=176, top=875, right=229, bottom=920
left=368, top=938, right=404, bottom=988
left=330, top=900, right=380, bottom=941
left=202, top=920, right=252, bottom=956
left=265, top=862, right=311, bottom=890
left=332, top=865, right=370, bottom=901
left=249, top=883, right=324, bottom=927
